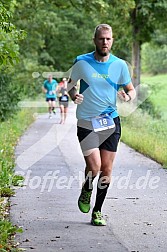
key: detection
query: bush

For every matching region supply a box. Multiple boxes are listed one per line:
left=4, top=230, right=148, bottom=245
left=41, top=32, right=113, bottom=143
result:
left=138, top=83, right=162, bottom=119
left=141, top=43, right=167, bottom=75
left=0, top=73, right=21, bottom=122
left=139, top=98, right=161, bottom=119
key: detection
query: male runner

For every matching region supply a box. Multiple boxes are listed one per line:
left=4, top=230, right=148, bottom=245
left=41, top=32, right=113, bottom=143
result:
left=68, top=24, right=136, bottom=226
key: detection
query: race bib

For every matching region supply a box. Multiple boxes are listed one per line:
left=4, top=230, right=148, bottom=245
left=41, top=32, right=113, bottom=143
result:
left=91, top=114, right=115, bottom=132
left=49, top=91, right=53, bottom=95
left=61, top=95, right=68, bottom=102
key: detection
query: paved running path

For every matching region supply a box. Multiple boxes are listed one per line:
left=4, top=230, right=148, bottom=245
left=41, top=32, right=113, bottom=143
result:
left=11, top=103, right=167, bottom=252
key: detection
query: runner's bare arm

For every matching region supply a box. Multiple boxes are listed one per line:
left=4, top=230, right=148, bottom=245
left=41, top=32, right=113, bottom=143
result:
left=118, top=82, right=136, bottom=102
left=42, top=86, right=47, bottom=94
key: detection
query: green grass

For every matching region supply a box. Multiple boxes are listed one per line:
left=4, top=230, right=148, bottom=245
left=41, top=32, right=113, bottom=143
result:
left=121, top=109, right=167, bottom=168
left=121, top=73, right=167, bottom=168
left=141, top=73, right=167, bottom=119
left=0, top=108, right=35, bottom=251
left=0, top=220, right=23, bottom=252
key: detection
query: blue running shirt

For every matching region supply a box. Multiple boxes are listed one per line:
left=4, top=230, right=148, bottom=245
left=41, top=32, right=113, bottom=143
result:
left=70, top=52, right=131, bottom=120
left=43, top=79, right=58, bottom=99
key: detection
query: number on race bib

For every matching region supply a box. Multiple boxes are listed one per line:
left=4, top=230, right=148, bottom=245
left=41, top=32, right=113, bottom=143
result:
left=91, top=114, right=115, bottom=132
left=99, top=118, right=107, bottom=126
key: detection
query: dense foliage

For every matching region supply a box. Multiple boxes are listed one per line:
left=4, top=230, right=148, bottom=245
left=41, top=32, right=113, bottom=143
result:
left=0, top=1, right=167, bottom=249
left=0, top=0, right=167, bottom=121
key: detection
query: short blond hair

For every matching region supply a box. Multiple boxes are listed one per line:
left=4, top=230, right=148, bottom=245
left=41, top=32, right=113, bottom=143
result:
left=94, top=24, right=112, bottom=38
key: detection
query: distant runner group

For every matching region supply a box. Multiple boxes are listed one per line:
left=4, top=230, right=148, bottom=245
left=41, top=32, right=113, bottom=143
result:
left=42, top=75, right=69, bottom=124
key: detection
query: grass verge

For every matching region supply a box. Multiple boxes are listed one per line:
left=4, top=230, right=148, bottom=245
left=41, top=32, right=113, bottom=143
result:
left=0, top=108, right=35, bottom=251
left=121, top=108, right=167, bottom=168
left=141, top=74, right=167, bottom=119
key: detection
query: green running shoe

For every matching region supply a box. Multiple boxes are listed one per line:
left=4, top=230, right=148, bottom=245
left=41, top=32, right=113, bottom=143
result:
left=78, top=187, right=92, bottom=213
left=52, top=109, right=56, bottom=114
left=91, top=211, right=106, bottom=226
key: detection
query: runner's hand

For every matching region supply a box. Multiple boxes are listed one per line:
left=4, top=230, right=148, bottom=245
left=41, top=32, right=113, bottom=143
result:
left=74, top=94, right=84, bottom=104
left=117, top=90, right=130, bottom=102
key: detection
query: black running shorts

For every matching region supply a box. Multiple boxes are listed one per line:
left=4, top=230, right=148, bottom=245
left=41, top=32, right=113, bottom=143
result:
left=46, top=98, right=56, bottom=102
left=77, top=117, right=121, bottom=153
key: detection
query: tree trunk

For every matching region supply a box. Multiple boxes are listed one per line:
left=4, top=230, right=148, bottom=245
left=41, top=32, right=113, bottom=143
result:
left=130, top=6, right=141, bottom=98
left=132, top=40, right=141, bottom=88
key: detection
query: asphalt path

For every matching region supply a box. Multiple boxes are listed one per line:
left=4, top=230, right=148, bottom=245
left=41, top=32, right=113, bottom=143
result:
left=11, top=103, right=167, bottom=252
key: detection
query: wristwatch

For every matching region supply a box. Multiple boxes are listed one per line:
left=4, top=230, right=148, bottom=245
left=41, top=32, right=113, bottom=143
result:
left=127, top=93, right=131, bottom=102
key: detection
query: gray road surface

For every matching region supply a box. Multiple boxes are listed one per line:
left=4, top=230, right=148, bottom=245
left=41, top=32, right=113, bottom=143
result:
left=11, top=103, right=167, bottom=252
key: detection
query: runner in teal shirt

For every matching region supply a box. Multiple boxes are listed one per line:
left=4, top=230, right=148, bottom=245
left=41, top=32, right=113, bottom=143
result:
left=42, top=74, right=58, bottom=118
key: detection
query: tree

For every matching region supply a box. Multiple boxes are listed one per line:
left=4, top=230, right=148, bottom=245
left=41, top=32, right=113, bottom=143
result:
left=129, top=0, right=167, bottom=88
left=7, top=0, right=167, bottom=99
left=12, top=0, right=98, bottom=70
left=81, top=0, right=167, bottom=89
left=0, top=1, right=26, bottom=66
left=0, top=0, right=27, bottom=121
left=141, top=30, right=167, bottom=74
